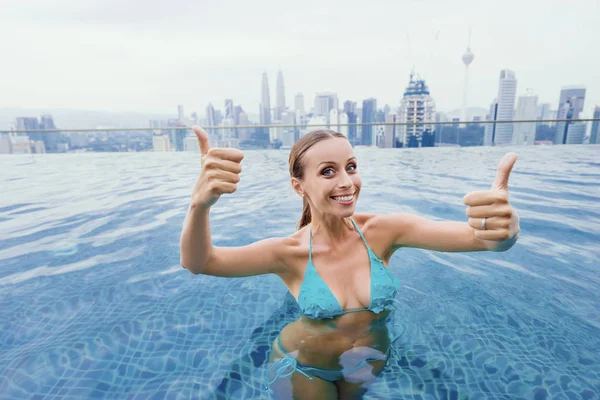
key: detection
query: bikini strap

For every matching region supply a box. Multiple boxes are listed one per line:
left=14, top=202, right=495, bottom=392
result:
left=350, top=217, right=379, bottom=260
left=349, top=217, right=368, bottom=247
left=265, top=357, right=313, bottom=394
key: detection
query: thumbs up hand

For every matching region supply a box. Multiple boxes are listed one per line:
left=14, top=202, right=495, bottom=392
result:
left=191, top=126, right=244, bottom=209
left=463, top=153, right=520, bottom=244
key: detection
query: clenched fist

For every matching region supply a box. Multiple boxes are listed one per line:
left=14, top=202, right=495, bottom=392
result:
left=191, top=126, right=244, bottom=208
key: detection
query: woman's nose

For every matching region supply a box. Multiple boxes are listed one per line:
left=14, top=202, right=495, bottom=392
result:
left=338, top=172, right=353, bottom=188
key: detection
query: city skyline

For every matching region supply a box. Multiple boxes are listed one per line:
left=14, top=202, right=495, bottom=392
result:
left=1, top=64, right=595, bottom=128
left=4, top=65, right=597, bottom=147
left=1, top=65, right=597, bottom=130
left=1, top=0, right=598, bottom=115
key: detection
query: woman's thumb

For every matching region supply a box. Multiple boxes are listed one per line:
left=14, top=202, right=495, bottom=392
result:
left=192, top=126, right=211, bottom=156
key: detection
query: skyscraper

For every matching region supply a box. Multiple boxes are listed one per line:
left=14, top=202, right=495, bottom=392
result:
left=167, top=118, right=186, bottom=151
left=15, top=118, right=36, bottom=131
left=39, top=115, right=55, bottom=130
left=590, top=106, right=600, bottom=145
left=513, top=90, right=538, bottom=145
left=275, top=69, right=286, bottom=121
left=382, top=113, right=398, bottom=148
left=461, top=33, right=475, bottom=126
left=361, top=98, right=377, bottom=146
left=224, top=99, right=236, bottom=138
left=234, top=105, right=244, bottom=138
left=280, top=111, right=296, bottom=148
left=537, top=103, right=551, bottom=123
left=221, top=118, right=235, bottom=140
left=260, top=72, right=272, bottom=127
left=344, top=101, right=358, bottom=145
left=398, top=73, right=436, bottom=147
left=484, top=100, right=498, bottom=146
left=224, top=99, right=234, bottom=120
left=214, top=110, right=222, bottom=126
left=39, top=115, right=60, bottom=152
left=184, top=134, right=200, bottom=152
left=16, top=117, right=40, bottom=141
left=237, top=111, right=251, bottom=141
left=488, top=69, right=517, bottom=145
left=314, top=93, right=339, bottom=117
left=554, top=86, right=586, bottom=144
left=205, top=103, right=217, bottom=136
left=564, top=123, right=586, bottom=145
left=153, top=134, right=170, bottom=152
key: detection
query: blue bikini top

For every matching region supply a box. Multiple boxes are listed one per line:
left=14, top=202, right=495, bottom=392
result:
left=296, top=217, right=400, bottom=320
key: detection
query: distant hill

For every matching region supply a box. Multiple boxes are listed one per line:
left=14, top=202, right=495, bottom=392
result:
left=0, top=108, right=175, bottom=130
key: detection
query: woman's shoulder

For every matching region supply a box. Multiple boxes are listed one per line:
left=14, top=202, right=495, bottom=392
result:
left=274, top=226, right=314, bottom=279
left=351, top=212, right=377, bottom=227
left=352, top=212, right=412, bottom=232
left=283, top=225, right=307, bottom=243
left=352, top=212, right=390, bottom=235
left=352, top=212, right=405, bottom=260
left=279, top=226, right=309, bottom=259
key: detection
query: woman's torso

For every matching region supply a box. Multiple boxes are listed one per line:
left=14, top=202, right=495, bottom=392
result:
left=275, top=312, right=392, bottom=370
left=274, top=213, right=398, bottom=369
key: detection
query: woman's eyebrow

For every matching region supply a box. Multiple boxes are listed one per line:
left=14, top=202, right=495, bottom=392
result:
left=317, top=157, right=356, bottom=167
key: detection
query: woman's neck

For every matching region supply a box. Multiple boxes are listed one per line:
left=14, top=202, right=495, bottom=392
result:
left=310, top=213, right=354, bottom=244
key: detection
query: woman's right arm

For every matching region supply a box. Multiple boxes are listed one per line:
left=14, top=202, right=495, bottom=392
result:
left=180, top=204, right=288, bottom=276
left=179, top=126, right=289, bottom=277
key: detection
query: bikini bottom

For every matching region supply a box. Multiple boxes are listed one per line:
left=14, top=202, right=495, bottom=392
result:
left=265, top=335, right=391, bottom=390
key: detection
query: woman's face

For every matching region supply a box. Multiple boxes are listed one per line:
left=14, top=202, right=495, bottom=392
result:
left=295, top=137, right=362, bottom=218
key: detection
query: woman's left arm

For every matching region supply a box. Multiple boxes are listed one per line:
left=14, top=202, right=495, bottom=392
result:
left=377, top=153, right=520, bottom=253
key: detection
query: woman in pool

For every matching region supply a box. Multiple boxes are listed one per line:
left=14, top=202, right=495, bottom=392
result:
left=180, top=126, right=520, bottom=399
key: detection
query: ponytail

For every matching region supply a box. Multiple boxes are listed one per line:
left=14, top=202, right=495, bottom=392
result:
left=297, top=196, right=312, bottom=230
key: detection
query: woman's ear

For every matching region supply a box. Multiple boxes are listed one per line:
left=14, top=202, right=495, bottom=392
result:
left=291, top=178, right=303, bottom=197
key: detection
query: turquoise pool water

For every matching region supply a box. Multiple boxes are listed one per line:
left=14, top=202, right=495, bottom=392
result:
left=1, top=146, right=599, bottom=399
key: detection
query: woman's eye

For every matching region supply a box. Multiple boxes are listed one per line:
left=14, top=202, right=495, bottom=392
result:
left=323, top=164, right=356, bottom=176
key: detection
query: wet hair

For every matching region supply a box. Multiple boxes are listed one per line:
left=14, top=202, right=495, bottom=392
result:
left=288, top=129, right=348, bottom=230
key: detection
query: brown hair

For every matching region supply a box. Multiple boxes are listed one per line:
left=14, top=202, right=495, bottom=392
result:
left=289, top=129, right=348, bottom=230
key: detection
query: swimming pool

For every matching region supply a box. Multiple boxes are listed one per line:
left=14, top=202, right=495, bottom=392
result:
left=1, top=145, right=599, bottom=399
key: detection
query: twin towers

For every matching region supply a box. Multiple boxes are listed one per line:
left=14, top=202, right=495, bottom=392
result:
left=260, top=70, right=287, bottom=127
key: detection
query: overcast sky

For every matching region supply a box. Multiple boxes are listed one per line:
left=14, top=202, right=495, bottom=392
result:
left=1, top=0, right=598, bottom=117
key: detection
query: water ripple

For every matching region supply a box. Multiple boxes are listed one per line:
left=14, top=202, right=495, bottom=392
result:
left=0, top=146, right=598, bottom=399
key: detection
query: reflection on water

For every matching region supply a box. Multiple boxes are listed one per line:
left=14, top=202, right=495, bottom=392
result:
left=0, top=145, right=599, bottom=399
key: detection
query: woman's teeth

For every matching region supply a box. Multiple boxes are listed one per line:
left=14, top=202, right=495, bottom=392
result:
left=332, top=195, right=353, bottom=202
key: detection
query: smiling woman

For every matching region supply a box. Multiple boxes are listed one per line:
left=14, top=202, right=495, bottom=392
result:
left=179, top=126, right=520, bottom=399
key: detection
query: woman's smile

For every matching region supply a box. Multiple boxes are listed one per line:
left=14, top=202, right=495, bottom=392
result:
left=330, top=192, right=356, bottom=205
